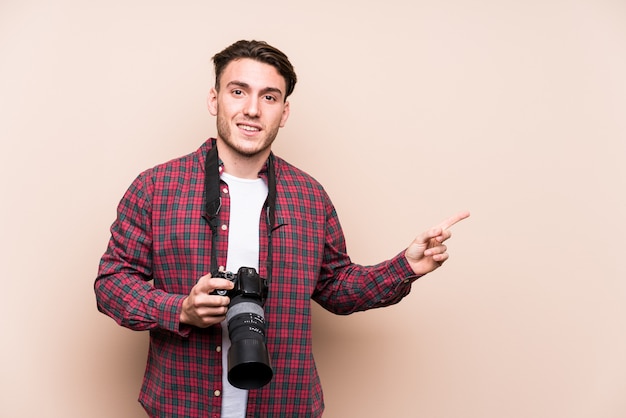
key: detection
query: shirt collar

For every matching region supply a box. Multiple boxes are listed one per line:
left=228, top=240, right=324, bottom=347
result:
left=205, top=138, right=273, bottom=181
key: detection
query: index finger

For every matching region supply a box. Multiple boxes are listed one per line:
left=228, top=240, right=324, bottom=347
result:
left=438, top=210, right=470, bottom=230
left=195, top=274, right=234, bottom=293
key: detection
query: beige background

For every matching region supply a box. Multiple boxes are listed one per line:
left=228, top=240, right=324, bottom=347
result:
left=1, top=0, right=625, bottom=417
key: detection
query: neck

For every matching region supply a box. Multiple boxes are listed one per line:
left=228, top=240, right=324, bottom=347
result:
left=215, top=139, right=269, bottom=179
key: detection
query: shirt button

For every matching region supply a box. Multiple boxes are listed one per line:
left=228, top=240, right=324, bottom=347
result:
left=221, top=224, right=228, bottom=231
left=216, top=346, right=222, bottom=353
left=214, top=390, right=221, bottom=397
left=222, top=187, right=229, bottom=194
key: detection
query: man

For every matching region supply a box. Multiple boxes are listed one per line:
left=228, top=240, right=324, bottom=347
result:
left=95, top=40, right=469, bottom=418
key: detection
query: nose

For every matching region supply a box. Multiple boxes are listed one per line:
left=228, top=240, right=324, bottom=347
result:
left=243, top=97, right=260, bottom=118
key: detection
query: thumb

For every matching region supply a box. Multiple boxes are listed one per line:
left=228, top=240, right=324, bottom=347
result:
left=406, top=227, right=442, bottom=260
left=415, top=227, right=443, bottom=246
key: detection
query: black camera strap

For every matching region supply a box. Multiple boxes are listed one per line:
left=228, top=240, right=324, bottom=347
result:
left=203, top=142, right=277, bottom=280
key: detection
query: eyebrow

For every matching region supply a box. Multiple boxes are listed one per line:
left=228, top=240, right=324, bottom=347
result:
left=226, top=80, right=284, bottom=98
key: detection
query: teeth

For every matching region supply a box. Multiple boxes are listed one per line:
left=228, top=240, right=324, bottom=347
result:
left=239, top=125, right=259, bottom=132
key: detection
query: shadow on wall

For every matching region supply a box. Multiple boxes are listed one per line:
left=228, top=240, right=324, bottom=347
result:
left=78, top=316, right=149, bottom=417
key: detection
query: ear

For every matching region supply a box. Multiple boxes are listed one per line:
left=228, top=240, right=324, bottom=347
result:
left=207, top=88, right=218, bottom=116
left=279, top=100, right=290, bottom=128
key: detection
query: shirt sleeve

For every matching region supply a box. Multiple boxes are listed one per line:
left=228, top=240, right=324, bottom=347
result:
left=94, top=172, right=189, bottom=336
left=312, top=200, right=421, bottom=315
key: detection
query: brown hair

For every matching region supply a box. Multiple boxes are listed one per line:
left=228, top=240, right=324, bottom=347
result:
left=212, top=40, right=297, bottom=100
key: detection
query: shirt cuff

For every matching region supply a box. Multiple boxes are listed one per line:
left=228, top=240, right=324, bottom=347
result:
left=390, top=251, right=422, bottom=283
left=156, top=293, right=191, bottom=337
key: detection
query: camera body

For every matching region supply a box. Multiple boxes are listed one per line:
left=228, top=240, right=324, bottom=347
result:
left=213, top=267, right=268, bottom=303
left=212, top=267, right=272, bottom=390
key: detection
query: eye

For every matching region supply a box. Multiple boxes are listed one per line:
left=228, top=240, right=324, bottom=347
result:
left=232, top=89, right=243, bottom=96
left=264, top=95, right=276, bottom=102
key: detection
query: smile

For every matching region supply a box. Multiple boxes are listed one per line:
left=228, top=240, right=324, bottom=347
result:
left=238, top=124, right=260, bottom=132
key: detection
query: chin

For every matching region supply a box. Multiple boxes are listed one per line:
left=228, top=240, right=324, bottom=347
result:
left=231, top=140, right=272, bottom=158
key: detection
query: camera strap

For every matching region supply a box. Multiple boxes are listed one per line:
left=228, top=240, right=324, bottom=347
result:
left=203, top=142, right=277, bottom=279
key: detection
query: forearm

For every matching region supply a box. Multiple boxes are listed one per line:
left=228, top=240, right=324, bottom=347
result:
left=313, top=251, right=420, bottom=315
left=94, top=270, right=188, bottom=335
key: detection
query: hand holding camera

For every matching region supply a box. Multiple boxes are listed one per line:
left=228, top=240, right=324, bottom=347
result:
left=180, top=274, right=235, bottom=328
left=180, top=267, right=273, bottom=390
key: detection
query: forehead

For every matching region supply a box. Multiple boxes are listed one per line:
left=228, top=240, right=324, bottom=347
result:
left=219, top=58, right=287, bottom=94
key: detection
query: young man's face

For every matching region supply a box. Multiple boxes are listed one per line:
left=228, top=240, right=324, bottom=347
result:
left=208, top=58, right=290, bottom=160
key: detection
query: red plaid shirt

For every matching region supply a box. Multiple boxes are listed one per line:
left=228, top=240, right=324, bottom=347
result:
left=95, top=139, right=419, bottom=417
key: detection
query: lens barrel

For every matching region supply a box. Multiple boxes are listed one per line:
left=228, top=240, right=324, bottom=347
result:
left=225, top=298, right=273, bottom=389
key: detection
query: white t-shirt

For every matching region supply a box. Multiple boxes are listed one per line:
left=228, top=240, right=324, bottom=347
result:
left=219, top=172, right=268, bottom=418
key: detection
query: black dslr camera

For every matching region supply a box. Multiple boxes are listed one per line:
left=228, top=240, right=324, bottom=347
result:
left=213, top=267, right=272, bottom=389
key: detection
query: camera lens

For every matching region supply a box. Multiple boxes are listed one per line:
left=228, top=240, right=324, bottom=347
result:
left=225, top=300, right=273, bottom=389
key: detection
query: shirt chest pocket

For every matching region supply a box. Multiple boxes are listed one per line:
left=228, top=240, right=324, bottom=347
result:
left=270, top=216, right=325, bottom=296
